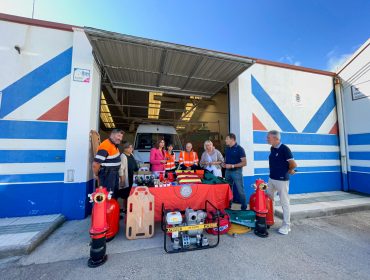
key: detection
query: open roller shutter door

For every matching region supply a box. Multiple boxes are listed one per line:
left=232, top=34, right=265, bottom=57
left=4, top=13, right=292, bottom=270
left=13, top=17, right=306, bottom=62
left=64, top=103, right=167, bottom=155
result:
left=85, top=27, right=254, bottom=97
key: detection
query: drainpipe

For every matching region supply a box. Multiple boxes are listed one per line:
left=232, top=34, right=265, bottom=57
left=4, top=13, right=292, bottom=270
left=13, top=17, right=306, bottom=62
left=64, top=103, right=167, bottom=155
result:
left=334, top=77, right=349, bottom=192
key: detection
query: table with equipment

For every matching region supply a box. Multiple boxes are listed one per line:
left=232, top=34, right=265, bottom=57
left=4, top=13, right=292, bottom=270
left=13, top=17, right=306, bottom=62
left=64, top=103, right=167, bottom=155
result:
left=131, top=183, right=233, bottom=222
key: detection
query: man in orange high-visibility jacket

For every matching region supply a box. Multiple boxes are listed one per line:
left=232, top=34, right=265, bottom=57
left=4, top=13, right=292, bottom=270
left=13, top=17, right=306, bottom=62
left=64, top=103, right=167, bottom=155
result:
left=179, top=142, right=200, bottom=170
left=165, top=143, right=176, bottom=171
left=92, top=129, right=124, bottom=198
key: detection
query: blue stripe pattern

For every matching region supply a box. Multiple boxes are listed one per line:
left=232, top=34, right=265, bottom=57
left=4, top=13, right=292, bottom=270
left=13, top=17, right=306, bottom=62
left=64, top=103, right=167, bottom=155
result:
left=0, top=150, right=65, bottom=163
left=0, top=47, right=73, bottom=118
left=253, top=131, right=339, bottom=146
left=348, top=133, right=370, bottom=145
left=0, top=120, right=67, bottom=139
left=349, top=152, right=370, bottom=161
left=255, top=166, right=341, bottom=174
left=254, top=151, right=340, bottom=161
left=303, top=90, right=336, bottom=133
left=251, top=75, right=297, bottom=132
left=0, top=173, right=65, bottom=183
left=351, top=166, right=370, bottom=173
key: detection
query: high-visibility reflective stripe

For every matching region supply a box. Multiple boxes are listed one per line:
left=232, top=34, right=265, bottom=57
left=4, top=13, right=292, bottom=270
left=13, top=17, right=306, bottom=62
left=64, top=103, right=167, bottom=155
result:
left=101, top=162, right=121, bottom=167
left=95, top=155, right=106, bottom=161
left=179, top=151, right=198, bottom=167
left=165, top=161, right=176, bottom=170
left=107, top=152, right=120, bottom=159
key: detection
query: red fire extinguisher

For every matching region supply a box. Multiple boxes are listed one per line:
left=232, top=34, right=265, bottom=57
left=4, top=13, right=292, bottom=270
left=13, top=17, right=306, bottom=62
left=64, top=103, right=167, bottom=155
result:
left=106, top=198, right=120, bottom=241
left=250, top=179, right=269, bottom=238
left=88, top=187, right=109, bottom=267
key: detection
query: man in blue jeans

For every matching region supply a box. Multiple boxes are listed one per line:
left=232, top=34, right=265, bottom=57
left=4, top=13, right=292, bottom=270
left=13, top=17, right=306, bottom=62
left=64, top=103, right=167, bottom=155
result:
left=222, top=133, right=247, bottom=210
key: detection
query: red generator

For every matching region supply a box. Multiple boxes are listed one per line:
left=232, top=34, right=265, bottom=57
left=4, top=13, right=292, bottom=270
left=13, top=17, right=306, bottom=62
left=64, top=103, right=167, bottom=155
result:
left=250, top=189, right=274, bottom=227
left=106, top=198, right=120, bottom=241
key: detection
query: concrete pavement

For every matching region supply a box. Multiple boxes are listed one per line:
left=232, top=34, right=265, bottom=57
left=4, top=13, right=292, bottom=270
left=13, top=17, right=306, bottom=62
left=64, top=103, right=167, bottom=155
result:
left=1, top=210, right=370, bottom=280
left=0, top=214, right=65, bottom=259
left=274, top=191, right=370, bottom=220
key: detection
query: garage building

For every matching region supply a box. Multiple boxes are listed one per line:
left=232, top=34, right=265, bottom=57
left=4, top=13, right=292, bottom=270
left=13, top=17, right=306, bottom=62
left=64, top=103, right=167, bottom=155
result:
left=0, top=13, right=369, bottom=219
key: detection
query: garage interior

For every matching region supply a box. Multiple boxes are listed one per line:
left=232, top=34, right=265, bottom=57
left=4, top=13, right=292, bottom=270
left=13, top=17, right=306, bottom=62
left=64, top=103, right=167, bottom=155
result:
left=85, top=28, right=253, bottom=153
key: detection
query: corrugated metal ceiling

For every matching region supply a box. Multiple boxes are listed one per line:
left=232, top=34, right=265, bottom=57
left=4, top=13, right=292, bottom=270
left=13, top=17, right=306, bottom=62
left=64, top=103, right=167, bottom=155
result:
left=85, top=27, right=254, bottom=97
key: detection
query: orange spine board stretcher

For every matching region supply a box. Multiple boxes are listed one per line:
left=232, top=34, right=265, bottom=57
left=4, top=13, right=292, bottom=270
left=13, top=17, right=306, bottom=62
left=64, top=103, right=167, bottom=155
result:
left=126, top=186, right=155, bottom=240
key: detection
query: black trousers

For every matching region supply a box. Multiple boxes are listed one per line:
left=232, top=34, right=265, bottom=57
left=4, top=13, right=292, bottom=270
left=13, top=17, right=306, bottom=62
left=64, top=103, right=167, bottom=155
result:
left=98, top=168, right=119, bottom=199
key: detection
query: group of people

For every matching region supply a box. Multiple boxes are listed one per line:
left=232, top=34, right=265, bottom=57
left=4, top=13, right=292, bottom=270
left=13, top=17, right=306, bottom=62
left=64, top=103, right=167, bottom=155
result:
left=149, top=139, right=224, bottom=176
left=149, top=133, right=248, bottom=205
left=93, top=129, right=297, bottom=235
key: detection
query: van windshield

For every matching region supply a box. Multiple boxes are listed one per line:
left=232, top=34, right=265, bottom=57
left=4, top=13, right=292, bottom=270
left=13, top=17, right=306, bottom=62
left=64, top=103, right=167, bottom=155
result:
left=135, top=133, right=182, bottom=150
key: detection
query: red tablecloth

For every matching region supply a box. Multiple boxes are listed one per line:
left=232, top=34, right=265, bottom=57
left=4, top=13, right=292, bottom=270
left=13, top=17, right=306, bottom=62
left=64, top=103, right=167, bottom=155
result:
left=131, top=184, right=233, bottom=222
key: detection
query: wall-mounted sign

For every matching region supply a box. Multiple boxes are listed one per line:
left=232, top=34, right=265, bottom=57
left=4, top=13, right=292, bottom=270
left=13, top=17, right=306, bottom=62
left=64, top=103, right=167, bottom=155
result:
left=73, top=68, right=90, bottom=83
left=351, top=85, right=370, bottom=100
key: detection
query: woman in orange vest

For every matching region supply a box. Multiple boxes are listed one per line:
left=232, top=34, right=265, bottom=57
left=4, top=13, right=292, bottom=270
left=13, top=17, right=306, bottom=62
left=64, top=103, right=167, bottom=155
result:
left=179, top=142, right=200, bottom=170
left=165, top=143, right=176, bottom=171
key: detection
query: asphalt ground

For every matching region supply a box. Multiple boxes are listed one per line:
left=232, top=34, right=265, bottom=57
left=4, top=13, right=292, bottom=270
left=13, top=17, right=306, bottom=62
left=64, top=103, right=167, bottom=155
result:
left=1, top=211, right=370, bottom=280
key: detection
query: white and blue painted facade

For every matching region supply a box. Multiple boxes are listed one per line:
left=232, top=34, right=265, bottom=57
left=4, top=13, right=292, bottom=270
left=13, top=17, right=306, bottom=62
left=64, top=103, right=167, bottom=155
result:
left=338, top=39, right=370, bottom=195
left=229, top=63, right=341, bottom=200
left=0, top=14, right=368, bottom=219
left=0, top=16, right=101, bottom=219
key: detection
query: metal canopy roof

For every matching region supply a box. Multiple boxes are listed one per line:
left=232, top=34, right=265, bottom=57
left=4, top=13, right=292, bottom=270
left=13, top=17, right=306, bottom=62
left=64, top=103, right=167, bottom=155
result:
left=85, top=27, right=254, bottom=97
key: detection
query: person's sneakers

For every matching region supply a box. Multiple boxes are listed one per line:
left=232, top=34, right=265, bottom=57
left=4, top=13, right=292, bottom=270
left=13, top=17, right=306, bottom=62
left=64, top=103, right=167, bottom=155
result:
left=278, top=225, right=291, bottom=235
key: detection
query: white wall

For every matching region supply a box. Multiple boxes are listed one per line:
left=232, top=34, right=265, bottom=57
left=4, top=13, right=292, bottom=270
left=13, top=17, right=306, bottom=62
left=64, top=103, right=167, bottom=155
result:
left=0, top=20, right=73, bottom=185
left=229, top=72, right=254, bottom=176
left=230, top=63, right=338, bottom=181
left=0, top=21, right=72, bottom=103
left=339, top=39, right=370, bottom=135
left=338, top=39, right=370, bottom=184
left=64, top=28, right=101, bottom=184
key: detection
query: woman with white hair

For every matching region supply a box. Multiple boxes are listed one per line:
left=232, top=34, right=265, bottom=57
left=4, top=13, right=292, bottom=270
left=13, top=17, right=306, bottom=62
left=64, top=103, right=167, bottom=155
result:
left=200, top=140, right=224, bottom=177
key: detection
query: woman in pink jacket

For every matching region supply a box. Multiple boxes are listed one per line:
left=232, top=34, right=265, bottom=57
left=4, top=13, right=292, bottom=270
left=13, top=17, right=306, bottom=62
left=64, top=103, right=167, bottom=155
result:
left=150, top=139, right=166, bottom=171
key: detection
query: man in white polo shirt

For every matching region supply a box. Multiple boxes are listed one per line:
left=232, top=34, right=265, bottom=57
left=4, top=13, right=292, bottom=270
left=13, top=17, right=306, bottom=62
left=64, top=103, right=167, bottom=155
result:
left=266, top=130, right=297, bottom=235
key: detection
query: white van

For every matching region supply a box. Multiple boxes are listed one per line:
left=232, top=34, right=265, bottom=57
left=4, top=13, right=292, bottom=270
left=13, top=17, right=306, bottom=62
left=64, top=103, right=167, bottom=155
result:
left=133, top=124, right=183, bottom=164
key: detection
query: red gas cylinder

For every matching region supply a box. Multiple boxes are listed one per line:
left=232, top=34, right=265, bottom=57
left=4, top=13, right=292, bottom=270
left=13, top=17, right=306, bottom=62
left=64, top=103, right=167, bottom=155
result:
left=88, top=187, right=109, bottom=267
left=106, top=198, right=120, bottom=241
left=249, top=194, right=256, bottom=211
left=205, top=210, right=231, bottom=235
left=250, top=193, right=274, bottom=226
left=265, top=195, right=274, bottom=226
